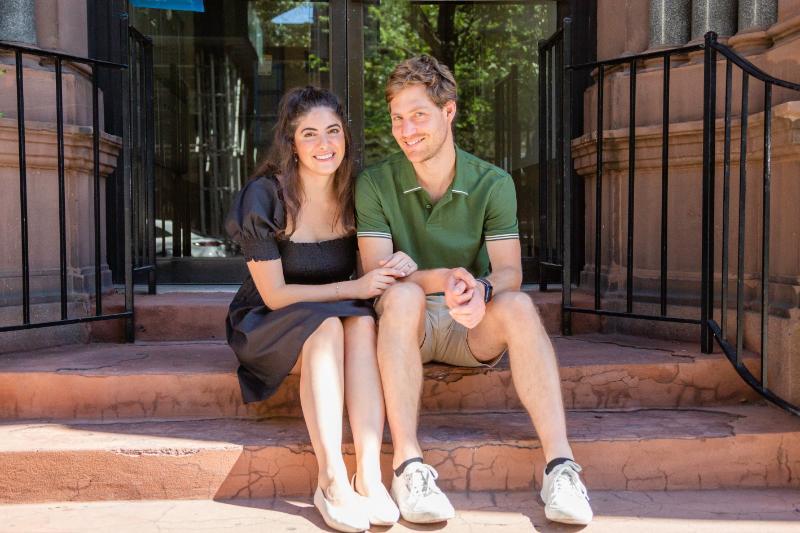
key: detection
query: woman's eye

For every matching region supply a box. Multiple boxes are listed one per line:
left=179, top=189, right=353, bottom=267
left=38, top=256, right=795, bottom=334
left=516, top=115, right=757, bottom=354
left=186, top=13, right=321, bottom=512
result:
left=328, top=128, right=340, bottom=134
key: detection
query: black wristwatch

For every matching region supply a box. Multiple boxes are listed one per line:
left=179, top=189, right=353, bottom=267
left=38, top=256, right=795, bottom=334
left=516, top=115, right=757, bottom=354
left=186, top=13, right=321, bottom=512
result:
left=476, top=277, right=493, bottom=303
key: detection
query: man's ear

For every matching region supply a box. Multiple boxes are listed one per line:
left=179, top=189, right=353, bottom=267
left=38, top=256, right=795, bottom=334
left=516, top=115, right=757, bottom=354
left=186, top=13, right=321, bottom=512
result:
left=443, top=100, right=457, bottom=123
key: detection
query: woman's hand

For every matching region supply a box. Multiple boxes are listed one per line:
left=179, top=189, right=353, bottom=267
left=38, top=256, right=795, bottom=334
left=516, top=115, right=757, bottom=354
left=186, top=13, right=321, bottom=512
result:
left=378, top=251, right=418, bottom=277
left=352, top=267, right=403, bottom=299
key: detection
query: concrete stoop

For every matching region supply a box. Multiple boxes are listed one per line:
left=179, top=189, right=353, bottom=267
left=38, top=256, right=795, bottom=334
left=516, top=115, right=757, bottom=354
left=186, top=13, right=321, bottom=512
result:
left=0, top=291, right=797, bottom=531
left=2, top=490, right=800, bottom=532
left=0, top=334, right=758, bottom=421
left=1, top=406, right=799, bottom=504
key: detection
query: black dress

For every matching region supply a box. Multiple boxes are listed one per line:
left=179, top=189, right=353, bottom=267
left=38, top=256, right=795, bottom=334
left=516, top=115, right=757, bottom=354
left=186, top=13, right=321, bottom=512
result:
left=225, top=176, right=374, bottom=403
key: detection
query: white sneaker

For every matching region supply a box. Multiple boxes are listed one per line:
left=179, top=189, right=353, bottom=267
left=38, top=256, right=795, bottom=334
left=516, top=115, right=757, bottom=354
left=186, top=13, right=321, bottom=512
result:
left=540, top=460, right=593, bottom=525
left=390, top=462, right=456, bottom=523
left=313, top=485, right=369, bottom=532
left=351, top=474, right=400, bottom=526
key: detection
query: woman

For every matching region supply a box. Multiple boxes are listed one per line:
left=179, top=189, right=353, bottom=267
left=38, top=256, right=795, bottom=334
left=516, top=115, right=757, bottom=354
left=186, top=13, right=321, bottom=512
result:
left=225, top=86, right=413, bottom=532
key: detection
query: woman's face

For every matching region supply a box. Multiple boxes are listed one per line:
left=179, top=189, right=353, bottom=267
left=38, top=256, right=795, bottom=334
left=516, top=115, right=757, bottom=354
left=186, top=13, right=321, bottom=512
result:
left=293, top=106, right=346, bottom=181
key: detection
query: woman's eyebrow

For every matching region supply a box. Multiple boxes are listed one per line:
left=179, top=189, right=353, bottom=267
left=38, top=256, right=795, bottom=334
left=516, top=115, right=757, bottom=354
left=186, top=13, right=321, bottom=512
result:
left=300, top=127, right=319, bottom=133
left=326, top=123, right=342, bottom=129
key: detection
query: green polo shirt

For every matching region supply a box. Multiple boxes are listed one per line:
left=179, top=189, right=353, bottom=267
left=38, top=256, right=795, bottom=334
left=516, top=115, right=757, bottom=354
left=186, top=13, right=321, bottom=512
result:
left=355, top=147, right=519, bottom=278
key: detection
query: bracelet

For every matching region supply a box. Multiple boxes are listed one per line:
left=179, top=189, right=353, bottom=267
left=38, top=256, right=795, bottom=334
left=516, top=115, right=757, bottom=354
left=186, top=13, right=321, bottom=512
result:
left=335, top=283, right=340, bottom=299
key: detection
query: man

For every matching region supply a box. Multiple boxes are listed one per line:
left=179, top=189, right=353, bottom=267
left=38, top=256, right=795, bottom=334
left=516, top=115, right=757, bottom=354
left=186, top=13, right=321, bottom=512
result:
left=355, top=55, right=593, bottom=526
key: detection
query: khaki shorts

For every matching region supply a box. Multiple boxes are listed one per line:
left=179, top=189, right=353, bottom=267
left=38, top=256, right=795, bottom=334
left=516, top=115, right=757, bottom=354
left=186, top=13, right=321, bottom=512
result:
left=377, top=294, right=505, bottom=368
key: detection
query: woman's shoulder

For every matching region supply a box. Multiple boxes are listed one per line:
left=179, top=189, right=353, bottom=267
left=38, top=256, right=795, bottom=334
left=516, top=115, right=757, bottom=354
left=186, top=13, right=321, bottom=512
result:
left=246, top=174, right=280, bottom=195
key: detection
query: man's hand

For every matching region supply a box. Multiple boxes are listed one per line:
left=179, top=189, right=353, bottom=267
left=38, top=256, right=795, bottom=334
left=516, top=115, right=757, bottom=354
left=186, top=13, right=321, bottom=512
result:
left=444, top=267, right=487, bottom=329
left=444, top=267, right=475, bottom=308
left=448, top=282, right=486, bottom=329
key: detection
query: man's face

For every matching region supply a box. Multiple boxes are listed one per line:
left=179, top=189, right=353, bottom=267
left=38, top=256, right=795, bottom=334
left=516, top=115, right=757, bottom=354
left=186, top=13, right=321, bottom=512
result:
left=389, top=84, right=455, bottom=164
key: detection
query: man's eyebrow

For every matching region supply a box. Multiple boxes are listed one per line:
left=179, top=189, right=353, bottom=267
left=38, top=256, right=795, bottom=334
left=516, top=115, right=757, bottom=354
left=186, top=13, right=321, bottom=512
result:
left=391, top=107, right=427, bottom=116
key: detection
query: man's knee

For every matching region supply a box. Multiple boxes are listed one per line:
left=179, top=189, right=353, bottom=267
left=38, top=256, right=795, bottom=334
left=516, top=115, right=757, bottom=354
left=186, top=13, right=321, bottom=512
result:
left=492, top=291, right=539, bottom=325
left=378, top=282, right=426, bottom=319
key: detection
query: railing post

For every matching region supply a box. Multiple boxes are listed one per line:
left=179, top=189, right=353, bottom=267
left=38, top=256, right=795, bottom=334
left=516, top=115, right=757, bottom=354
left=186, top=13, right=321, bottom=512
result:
left=561, top=17, right=573, bottom=336
left=122, top=15, right=135, bottom=342
left=538, top=40, right=548, bottom=292
left=143, top=35, right=157, bottom=295
left=701, top=31, right=718, bottom=353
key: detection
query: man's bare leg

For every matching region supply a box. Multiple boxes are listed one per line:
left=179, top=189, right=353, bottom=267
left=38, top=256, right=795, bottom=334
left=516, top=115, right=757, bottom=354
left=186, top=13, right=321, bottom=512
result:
left=466, top=291, right=573, bottom=462
left=374, top=282, right=427, bottom=469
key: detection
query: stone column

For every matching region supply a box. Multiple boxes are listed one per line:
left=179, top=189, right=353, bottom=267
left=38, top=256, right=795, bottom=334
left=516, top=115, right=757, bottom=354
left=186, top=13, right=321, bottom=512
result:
left=738, top=0, right=779, bottom=31
left=691, top=0, right=737, bottom=40
left=0, top=0, right=36, bottom=45
left=729, top=0, right=779, bottom=52
left=650, top=0, right=692, bottom=48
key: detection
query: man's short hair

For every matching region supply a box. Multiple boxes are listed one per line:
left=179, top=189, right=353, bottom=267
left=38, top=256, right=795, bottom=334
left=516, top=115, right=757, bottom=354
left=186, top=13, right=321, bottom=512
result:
left=385, top=54, right=458, bottom=108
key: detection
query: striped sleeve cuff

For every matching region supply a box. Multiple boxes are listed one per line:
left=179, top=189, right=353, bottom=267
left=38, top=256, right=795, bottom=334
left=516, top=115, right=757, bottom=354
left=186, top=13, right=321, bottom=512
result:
left=357, top=231, right=393, bottom=239
left=485, top=233, right=519, bottom=241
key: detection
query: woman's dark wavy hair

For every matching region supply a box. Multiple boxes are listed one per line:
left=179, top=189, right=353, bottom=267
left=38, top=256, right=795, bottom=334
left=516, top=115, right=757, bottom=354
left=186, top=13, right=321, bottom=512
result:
left=252, top=86, right=354, bottom=238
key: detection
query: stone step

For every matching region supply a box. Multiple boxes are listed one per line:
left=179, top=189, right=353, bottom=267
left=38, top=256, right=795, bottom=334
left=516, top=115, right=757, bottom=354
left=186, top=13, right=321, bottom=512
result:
left=91, top=289, right=602, bottom=342
left=3, top=489, right=799, bottom=532
left=0, top=334, right=758, bottom=421
left=1, top=405, right=798, bottom=504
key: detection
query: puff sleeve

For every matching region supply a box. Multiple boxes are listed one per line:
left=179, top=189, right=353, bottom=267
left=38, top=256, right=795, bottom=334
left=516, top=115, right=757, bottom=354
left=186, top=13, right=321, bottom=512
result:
left=225, top=176, right=284, bottom=261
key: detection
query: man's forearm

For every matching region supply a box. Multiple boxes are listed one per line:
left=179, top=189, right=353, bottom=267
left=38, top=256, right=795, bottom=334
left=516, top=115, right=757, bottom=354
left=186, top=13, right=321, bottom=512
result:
left=482, top=266, right=522, bottom=297
left=402, top=268, right=451, bottom=294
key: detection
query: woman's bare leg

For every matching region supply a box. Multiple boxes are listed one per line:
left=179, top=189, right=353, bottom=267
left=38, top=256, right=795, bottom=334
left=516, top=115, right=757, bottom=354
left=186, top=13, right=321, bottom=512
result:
left=293, top=317, right=353, bottom=499
left=342, top=315, right=386, bottom=495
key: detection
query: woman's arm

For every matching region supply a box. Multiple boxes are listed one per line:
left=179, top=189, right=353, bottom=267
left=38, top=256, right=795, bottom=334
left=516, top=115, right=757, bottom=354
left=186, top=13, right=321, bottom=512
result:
left=248, top=258, right=402, bottom=309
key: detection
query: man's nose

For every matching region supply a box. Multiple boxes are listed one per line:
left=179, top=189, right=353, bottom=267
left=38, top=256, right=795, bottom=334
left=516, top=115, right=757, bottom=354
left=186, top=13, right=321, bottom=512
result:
left=401, top=120, right=416, bottom=137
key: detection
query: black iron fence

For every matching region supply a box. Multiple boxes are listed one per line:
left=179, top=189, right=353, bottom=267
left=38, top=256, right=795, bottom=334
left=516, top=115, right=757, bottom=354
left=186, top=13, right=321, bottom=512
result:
left=703, top=33, right=800, bottom=417
left=541, top=19, right=800, bottom=416
left=0, top=29, right=154, bottom=338
left=537, top=26, right=565, bottom=292
left=129, top=27, right=157, bottom=293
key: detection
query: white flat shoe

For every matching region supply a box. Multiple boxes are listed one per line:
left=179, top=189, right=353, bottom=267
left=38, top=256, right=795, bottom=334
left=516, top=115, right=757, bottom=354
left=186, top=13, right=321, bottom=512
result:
left=351, top=474, right=400, bottom=526
left=313, top=485, right=370, bottom=533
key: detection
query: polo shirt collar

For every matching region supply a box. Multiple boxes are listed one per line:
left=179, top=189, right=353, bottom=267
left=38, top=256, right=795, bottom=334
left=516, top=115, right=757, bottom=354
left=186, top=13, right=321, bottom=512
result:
left=399, top=145, right=472, bottom=197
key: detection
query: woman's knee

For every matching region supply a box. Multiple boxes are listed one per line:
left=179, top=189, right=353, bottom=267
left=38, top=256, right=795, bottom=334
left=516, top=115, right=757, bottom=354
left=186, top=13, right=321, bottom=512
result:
left=343, top=314, right=376, bottom=332
left=304, top=317, right=344, bottom=352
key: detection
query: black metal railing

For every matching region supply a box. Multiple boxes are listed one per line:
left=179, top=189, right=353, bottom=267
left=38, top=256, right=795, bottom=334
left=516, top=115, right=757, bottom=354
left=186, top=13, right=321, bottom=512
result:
left=0, top=30, right=154, bottom=338
left=537, top=25, right=565, bottom=292
left=559, top=27, right=705, bottom=336
left=129, top=27, right=157, bottom=293
left=495, top=65, right=520, bottom=174
left=541, top=20, right=800, bottom=416
left=703, top=33, right=800, bottom=417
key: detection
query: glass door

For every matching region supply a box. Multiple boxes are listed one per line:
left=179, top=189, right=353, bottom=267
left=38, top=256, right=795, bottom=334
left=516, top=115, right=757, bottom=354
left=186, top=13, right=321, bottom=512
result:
left=130, top=0, right=558, bottom=283
left=358, top=0, right=558, bottom=281
left=131, top=0, right=334, bottom=282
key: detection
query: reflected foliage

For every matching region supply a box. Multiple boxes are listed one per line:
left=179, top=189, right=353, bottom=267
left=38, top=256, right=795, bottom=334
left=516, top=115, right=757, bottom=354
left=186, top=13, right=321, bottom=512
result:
left=363, top=0, right=554, bottom=165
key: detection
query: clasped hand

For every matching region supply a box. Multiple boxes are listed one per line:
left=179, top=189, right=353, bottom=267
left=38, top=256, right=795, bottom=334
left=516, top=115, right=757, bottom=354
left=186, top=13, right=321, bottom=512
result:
left=444, top=267, right=486, bottom=329
left=355, top=251, right=417, bottom=298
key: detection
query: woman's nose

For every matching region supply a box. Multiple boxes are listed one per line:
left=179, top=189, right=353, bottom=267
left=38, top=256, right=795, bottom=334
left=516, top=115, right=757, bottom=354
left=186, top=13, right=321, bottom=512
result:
left=319, top=133, right=331, bottom=148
